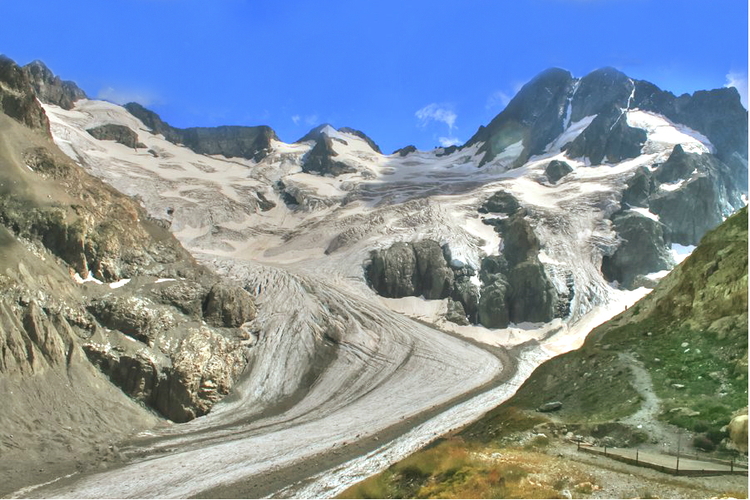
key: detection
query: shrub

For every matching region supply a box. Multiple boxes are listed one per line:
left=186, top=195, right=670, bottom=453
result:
left=693, top=434, right=716, bottom=452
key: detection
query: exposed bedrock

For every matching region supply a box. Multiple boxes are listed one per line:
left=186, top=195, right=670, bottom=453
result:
left=564, top=104, right=647, bottom=165
left=544, top=159, right=573, bottom=184
left=300, top=134, right=357, bottom=176
left=366, top=211, right=567, bottom=328
left=601, top=210, right=672, bottom=289
left=22, top=59, right=86, bottom=110
left=87, top=124, right=146, bottom=149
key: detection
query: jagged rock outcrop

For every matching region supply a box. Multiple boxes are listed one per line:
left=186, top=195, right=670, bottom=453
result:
left=621, top=166, right=654, bottom=208
left=301, top=134, right=356, bottom=176
left=394, top=145, right=417, bottom=157
left=0, top=56, right=50, bottom=132
left=565, top=104, right=647, bottom=164
left=124, top=102, right=277, bottom=161
left=202, top=282, right=256, bottom=328
left=544, top=159, right=573, bottom=183
left=367, top=240, right=455, bottom=300
left=478, top=190, right=520, bottom=214
left=477, top=276, right=510, bottom=328
left=22, top=60, right=86, bottom=110
left=467, top=68, right=575, bottom=167
left=648, top=145, right=737, bottom=246
left=601, top=211, right=672, bottom=288
left=87, top=124, right=146, bottom=149
left=0, top=57, right=258, bottom=429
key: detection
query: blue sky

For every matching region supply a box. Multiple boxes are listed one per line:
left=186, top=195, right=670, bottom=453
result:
left=1, top=0, right=747, bottom=153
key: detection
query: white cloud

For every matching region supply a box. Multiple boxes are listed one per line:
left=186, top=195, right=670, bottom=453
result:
left=97, top=86, right=158, bottom=107
left=439, top=136, right=461, bottom=147
left=416, top=103, right=457, bottom=131
left=291, top=115, right=301, bottom=125
left=486, top=90, right=512, bottom=110
left=725, top=71, right=748, bottom=109
left=304, top=114, right=319, bottom=126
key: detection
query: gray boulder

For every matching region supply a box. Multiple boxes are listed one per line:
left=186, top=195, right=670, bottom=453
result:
left=203, top=283, right=257, bottom=328
left=479, top=190, right=520, bottom=214
left=545, top=160, right=573, bottom=183
left=367, top=242, right=418, bottom=298
left=412, top=240, right=454, bottom=299
left=538, top=401, right=563, bottom=412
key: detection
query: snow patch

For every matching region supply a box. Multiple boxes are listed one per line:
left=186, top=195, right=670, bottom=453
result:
left=628, top=206, right=660, bottom=222
left=109, top=278, right=131, bottom=289
left=626, top=110, right=713, bottom=155
left=671, top=243, right=695, bottom=264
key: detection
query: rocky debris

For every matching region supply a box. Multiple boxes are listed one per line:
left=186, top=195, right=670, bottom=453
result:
left=202, top=282, right=257, bottom=328
left=478, top=190, right=520, bottom=215
left=301, top=134, right=356, bottom=176
left=544, top=160, right=573, bottom=184
left=87, top=124, right=146, bottom=149
left=0, top=56, right=50, bottom=133
left=22, top=60, right=86, bottom=110
left=537, top=401, right=563, bottom=412
left=466, top=68, right=575, bottom=167
left=151, top=280, right=209, bottom=318
left=394, top=145, right=417, bottom=157
left=124, top=102, right=277, bottom=162
left=565, top=104, right=647, bottom=165
left=601, top=210, right=672, bottom=288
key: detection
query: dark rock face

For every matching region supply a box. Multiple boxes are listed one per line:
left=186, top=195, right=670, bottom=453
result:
left=202, top=283, right=256, bottom=328
left=445, top=299, right=469, bottom=325
left=621, top=167, right=654, bottom=208
left=87, top=124, right=146, bottom=149
left=0, top=56, right=50, bottom=132
left=367, top=240, right=455, bottom=300
left=394, top=145, right=417, bottom=157
left=124, top=102, right=278, bottom=162
left=301, top=135, right=356, bottom=176
left=569, top=67, right=634, bottom=123
left=601, top=211, right=672, bottom=288
left=451, top=280, right=479, bottom=324
left=633, top=81, right=748, bottom=193
left=367, top=242, right=419, bottom=297
left=479, top=190, right=520, bottom=214
left=412, top=241, right=454, bottom=300
left=179, top=126, right=277, bottom=162
left=649, top=146, right=739, bottom=246
left=22, top=60, right=86, bottom=110
left=475, top=212, right=561, bottom=327
left=88, top=296, right=178, bottom=344
left=544, top=160, right=573, bottom=183
left=565, top=105, right=647, bottom=164
left=477, top=276, right=510, bottom=328
left=649, top=175, right=726, bottom=246
left=466, top=68, right=575, bottom=167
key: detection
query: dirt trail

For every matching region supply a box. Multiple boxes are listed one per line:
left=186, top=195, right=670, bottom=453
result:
left=618, top=352, right=690, bottom=452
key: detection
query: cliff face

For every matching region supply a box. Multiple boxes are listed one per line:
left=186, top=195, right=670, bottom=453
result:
left=0, top=57, right=261, bottom=478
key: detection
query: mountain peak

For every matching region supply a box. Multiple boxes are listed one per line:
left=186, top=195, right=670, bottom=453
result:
left=22, top=59, right=86, bottom=110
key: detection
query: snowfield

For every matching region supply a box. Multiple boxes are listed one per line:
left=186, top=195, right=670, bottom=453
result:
left=24, top=98, right=702, bottom=498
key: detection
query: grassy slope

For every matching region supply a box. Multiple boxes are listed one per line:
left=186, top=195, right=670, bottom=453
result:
left=341, top=207, right=747, bottom=499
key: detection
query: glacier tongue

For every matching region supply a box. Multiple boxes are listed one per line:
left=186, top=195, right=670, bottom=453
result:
left=33, top=94, right=701, bottom=497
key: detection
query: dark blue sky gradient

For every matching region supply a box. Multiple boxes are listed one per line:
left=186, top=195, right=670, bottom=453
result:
left=1, top=0, right=747, bottom=153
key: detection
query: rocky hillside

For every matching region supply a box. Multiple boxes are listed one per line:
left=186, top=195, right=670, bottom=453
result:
left=0, top=56, right=261, bottom=491
left=344, top=206, right=747, bottom=498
